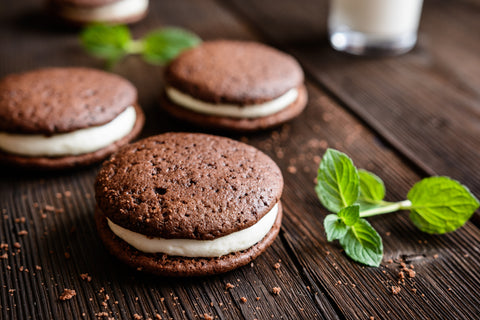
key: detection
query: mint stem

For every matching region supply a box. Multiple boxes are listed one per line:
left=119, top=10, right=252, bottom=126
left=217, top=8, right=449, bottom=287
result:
left=125, top=40, right=144, bottom=54
left=359, top=200, right=412, bottom=217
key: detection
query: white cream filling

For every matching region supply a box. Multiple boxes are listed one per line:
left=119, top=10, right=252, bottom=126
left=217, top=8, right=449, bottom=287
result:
left=166, top=87, right=298, bottom=118
left=107, top=203, right=279, bottom=258
left=0, top=106, right=136, bottom=157
left=59, top=0, right=149, bottom=22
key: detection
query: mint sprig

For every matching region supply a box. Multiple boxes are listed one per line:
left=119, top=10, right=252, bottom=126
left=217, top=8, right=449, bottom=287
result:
left=316, top=148, right=479, bottom=267
left=80, top=24, right=201, bottom=69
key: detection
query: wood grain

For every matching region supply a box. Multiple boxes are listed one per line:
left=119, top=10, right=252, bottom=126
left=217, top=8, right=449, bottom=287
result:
left=1, top=0, right=480, bottom=319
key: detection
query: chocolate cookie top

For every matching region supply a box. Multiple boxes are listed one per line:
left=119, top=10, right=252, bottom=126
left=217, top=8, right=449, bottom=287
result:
left=95, top=133, right=283, bottom=240
left=165, top=40, right=304, bottom=105
left=0, top=68, right=137, bottom=134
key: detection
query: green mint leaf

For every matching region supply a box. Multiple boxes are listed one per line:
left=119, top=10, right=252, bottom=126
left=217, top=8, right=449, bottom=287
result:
left=142, top=28, right=201, bottom=65
left=358, top=169, right=385, bottom=202
left=80, top=24, right=132, bottom=63
left=338, top=205, right=360, bottom=226
left=324, top=214, right=348, bottom=241
left=339, top=218, right=383, bottom=267
left=407, top=176, right=479, bottom=234
left=315, top=149, right=359, bottom=213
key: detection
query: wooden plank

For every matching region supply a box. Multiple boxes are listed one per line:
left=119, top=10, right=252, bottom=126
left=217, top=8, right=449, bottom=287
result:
left=223, top=0, right=480, bottom=199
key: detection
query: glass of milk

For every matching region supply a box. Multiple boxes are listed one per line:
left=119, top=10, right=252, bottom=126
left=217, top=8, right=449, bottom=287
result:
left=328, top=0, right=424, bottom=55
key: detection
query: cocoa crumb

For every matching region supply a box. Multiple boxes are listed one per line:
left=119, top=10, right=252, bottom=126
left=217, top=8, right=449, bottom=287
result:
left=59, top=289, right=76, bottom=301
left=14, top=217, right=26, bottom=223
left=240, top=297, right=247, bottom=303
left=272, top=287, right=281, bottom=295
left=287, top=166, right=297, bottom=174
left=80, top=273, right=92, bottom=281
left=391, top=286, right=401, bottom=295
left=64, top=252, right=71, bottom=259
left=17, top=230, right=28, bottom=236
left=225, top=283, right=235, bottom=290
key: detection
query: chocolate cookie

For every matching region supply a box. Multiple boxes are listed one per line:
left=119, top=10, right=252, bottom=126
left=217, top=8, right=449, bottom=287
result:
left=94, top=133, right=284, bottom=276
left=0, top=67, right=144, bottom=169
left=49, top=0, right=149, bottom=25
left=161, top=40, right=308, bottom=131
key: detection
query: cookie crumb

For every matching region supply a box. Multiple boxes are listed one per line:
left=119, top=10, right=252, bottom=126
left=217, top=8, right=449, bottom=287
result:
left=14, top=217, right=26, bottom=223
left=411, top=288, right=417, bottom=294
left=256, top=297, right=260, bottom=301
left=273, top=262, right=281, bottom=270
left=433, top=254, right=439, bottom=259
left=45, top=205, right=55, bottom=212
left=391, top=286, right=401, bottom=295
left=13, top=242, right=21, bottom=249
left=64, top=191, right=72, bottom=197
left=287, top=166, right=297, bottom=174
left=0, top=253, right=7, bottom=259
left=35, top=265, right=42, bottom=270
left=154, top=314, right=162, bottom=320
left=225, top=283, right=235, bottom=290
left=17, top=230, right=28, bottom=236
left=133, top=314, right=142, bottom=320
left=240, top=297, right=247, bottom=303
left=80, top=273, right=92, bottom=282
left=202, top=314, right=213, bottom=320
left=406, top=269, right=416, bottom=278
left=59, top=289, right=76, bottom=301
left=272, top=287, right=281, bottom=295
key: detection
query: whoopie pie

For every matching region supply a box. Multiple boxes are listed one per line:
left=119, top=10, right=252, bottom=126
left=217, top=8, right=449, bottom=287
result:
left=161, top=40, right=308, bottom=132
left=49, top=0, right=149, bottom=25
left=94, top=133, right=283, bottom=276
left=0, top=67, right=144, bottom=169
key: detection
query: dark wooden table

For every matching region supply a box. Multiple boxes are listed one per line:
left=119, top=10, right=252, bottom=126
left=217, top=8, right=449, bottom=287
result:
left=1, top=0, right=480, bottom=319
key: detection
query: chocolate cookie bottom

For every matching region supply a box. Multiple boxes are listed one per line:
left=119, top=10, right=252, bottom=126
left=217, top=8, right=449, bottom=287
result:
left=94, top=203, right=283, bottom=277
